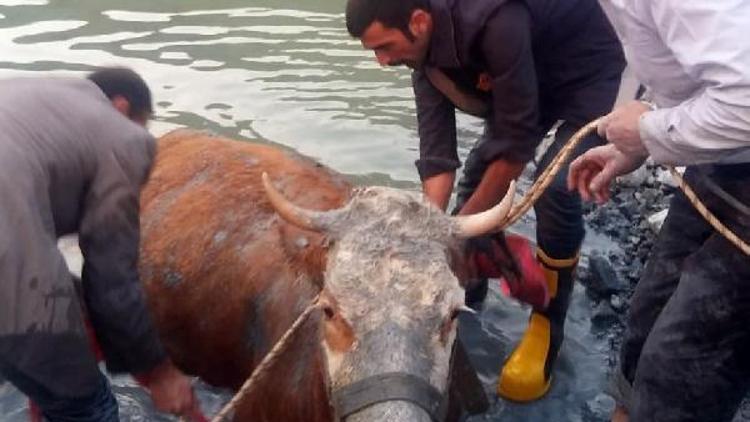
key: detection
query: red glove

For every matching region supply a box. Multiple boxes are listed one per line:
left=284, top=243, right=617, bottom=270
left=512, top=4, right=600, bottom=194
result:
left=469, top=233, right=549, bottom=310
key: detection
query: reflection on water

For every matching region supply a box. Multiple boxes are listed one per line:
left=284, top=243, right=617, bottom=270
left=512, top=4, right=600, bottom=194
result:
left=1, top=1, right=613, bottom=421
left=0, top=0, right=437, bottom=183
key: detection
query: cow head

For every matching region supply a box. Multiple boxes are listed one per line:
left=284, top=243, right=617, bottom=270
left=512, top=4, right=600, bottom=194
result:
left=263, top=173, right=515, bottom=421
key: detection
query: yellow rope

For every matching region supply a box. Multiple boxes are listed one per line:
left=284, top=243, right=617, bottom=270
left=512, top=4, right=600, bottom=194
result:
left=667, top=166, right=750, bottom=255
left=211, top=294, right=322, bottom=422
left=499, top=118, right=750, bottom=256
left=501, top=118, right=601, bottom=228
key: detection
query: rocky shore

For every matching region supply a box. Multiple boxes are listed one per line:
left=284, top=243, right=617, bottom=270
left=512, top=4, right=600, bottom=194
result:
left=576, top=163, right=750, bottom=422
left=577, top=163, right=676, bottom=356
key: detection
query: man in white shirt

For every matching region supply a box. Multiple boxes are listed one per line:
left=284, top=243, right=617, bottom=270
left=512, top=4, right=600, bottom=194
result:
left=567, top=1, right=750, bottom=421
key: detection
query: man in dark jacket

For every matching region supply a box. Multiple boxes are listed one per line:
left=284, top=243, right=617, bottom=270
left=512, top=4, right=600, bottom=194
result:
left=346, top=0, right=625, bottom=402
left=0, top=68, right=195, bottom=421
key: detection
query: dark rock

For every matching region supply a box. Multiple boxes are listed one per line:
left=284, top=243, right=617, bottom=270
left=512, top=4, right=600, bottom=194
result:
left=642, top=189, right=660, bottom=205
left=733, top=396, right=750, bottom=421
left=582, top=252, right=621, bottom=299
left=610, top=294, right=625, bottom=312
left=628, top=259, right=644, bottom=280
left=582, top=393, right=616, bottom=422
left=592, top=302, right=619, bottom=329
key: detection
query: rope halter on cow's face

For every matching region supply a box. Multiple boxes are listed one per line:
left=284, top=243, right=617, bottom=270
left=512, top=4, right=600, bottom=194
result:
left=258, top=172, right=515, bottom=421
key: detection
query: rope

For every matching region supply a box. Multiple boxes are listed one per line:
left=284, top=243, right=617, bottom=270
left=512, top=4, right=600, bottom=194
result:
left=667, top=166, right=750, bottom=255
left=211, top=294, right=322, bottom=422
left=500, top=118, right=602, bottom=228
left=497, top=117, right=750, bottom=256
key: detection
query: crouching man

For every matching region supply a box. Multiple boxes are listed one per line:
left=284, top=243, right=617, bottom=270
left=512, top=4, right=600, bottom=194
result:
left=0, top=68, right=196, bottom=421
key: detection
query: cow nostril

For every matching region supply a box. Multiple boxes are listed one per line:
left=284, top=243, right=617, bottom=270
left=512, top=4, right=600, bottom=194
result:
left=323, top=305, right=335, bottom=320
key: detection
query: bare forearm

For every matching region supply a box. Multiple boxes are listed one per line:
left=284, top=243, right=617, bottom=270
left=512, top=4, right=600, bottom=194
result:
left=422, top=171, right=456, bottom=211
left=458, top=159, right=524, bottom=215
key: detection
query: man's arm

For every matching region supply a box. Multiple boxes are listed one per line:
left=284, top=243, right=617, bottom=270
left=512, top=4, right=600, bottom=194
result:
left=78, top=131, right=196, bottom=416
left=478, top=1, right=543, bottom=167
left=77, top=133, right=166, bottom=374
left=457, top=160, right=524, bottom=215
left=423, top=171, right=455, bottom=211
left=458, top=1, right=543, bottom=214
left=413, top=69, right=461, bottom=183
left=638, top=1, right=750, bottom=165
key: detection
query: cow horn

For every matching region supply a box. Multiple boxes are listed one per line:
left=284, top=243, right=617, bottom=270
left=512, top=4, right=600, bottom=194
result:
left=452, top=180, right=516, bottom=238
left=262, top=172, right=333, bottom=232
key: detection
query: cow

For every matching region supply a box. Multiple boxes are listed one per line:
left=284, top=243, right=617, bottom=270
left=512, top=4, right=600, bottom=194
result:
left=138, top=129, right=516, bottom=421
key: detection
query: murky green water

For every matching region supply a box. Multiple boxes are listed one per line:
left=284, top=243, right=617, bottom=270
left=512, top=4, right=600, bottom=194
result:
left=1, top=0, right=470, bottom=186
left=0, top=1, right=614, bottom=421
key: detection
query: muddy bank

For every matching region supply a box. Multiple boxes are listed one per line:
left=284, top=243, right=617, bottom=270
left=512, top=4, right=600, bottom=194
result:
left=577, top=163, right=676, bottom=363
left=574, top=163, right=750, bottom=422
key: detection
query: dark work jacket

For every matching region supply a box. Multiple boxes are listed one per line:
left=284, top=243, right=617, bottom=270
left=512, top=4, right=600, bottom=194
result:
left=0, top=77, right=165, bottom=397
left=414, top=0, right=626, bottom=179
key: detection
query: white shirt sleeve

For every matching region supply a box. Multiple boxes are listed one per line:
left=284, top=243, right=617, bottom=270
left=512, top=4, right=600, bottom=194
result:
left=638, top=1, right=750, bottom=165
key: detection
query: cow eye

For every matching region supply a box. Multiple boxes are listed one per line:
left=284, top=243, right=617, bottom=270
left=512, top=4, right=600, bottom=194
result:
left=323, top=305, right=335, bottom=320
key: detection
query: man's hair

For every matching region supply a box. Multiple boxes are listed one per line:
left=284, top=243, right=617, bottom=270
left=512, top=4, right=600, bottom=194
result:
left=87, top=67, right=153, bottom=118
left=346, top=0, right=429, bottom=39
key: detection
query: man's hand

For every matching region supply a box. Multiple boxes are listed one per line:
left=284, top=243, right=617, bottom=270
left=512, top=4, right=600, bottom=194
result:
left=597, top=100, right=651, bottom=156
left=136, top=359, right=197, bottom=417
left=567, top=144, right=646, bottom=204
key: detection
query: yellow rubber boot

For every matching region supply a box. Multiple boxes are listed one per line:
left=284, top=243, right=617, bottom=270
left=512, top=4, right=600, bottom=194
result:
left=497, top=249, right=579, bottom=402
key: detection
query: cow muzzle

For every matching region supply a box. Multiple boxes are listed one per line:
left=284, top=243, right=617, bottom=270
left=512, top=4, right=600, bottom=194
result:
left=331, top=339, right=488, bottom=422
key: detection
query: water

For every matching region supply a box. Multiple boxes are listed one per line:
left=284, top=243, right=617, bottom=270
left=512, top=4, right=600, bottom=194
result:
left=0, top=1, right=616, bottom=420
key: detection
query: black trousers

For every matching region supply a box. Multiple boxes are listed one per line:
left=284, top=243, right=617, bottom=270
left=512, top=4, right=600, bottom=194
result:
left=454, top=122, right=606, bottom=259
left=0, top=357, right=118, bottom=422
left=616, top=164, right=750, bottom=421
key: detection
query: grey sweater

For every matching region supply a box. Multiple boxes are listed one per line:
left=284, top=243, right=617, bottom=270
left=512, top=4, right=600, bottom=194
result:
left=0, top=77, right=165, bottom=397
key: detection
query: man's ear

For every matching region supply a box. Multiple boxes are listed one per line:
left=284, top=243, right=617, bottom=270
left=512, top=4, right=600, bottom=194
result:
left=110, top=95, right=131, bottom=118
left=409, top=9, right=432, bottom=38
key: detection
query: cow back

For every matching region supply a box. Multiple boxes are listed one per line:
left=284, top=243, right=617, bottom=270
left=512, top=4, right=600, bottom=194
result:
left=139, top=129, right=350, bottom=392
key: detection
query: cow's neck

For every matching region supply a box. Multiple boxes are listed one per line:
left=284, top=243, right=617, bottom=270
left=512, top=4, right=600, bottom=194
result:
left=233, top=311, right=334, bottom=421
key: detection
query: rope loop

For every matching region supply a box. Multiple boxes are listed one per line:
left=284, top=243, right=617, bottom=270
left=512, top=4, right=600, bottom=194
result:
left=500, top=118, right=749, bottom=256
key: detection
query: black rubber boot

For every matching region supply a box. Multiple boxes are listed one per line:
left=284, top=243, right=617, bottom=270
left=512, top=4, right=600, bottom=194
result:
left=464, top=278, right=489, bottom=311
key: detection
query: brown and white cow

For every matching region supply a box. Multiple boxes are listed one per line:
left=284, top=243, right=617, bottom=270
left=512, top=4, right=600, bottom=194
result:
left=138, top=130, right=514, bottom=421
